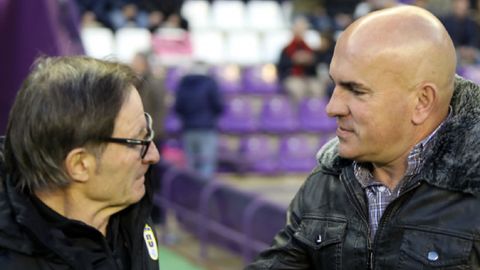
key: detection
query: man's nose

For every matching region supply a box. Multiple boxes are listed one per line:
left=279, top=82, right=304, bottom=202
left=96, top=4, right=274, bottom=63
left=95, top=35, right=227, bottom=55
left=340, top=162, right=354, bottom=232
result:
left=325, top=88, right=348, bottom=118
left=143, top=141, right=161, bottom=164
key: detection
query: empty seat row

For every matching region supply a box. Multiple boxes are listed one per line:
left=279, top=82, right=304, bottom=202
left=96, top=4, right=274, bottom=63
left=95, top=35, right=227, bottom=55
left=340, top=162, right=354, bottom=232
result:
left=219, top=133, right=332, bottom=173
left=166, top=94, right=336, bottom=134
left=81, top=27, right=152, bottom=63
left=166, top=64, right=281, bottom=94
left=81, top=26, right=322, bottom=65
left=161, top=132, right=331, bottom=174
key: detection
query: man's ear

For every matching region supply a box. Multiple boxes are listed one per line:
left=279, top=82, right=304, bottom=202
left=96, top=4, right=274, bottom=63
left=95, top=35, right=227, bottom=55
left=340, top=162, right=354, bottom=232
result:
left=64, top=148, right=96, bottom=183
left=412, top=83, right=437, bottom=125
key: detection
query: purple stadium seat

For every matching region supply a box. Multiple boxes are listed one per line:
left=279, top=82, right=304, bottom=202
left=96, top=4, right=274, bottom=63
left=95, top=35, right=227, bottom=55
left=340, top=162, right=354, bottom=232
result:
left=239, top=134, right=279, bottom=174
left=219, top=95, right=258, bottom=133
left=298, top=97, right=337, bottom=132
left=259, top=95, right=298, bottom=133
left=218, top=135, right=248, bottom=173
left=242, top=64, right=279, bottom=94
left=209, top=64, right=243, bottom=94
left=278, top=134, right=320, bottom=172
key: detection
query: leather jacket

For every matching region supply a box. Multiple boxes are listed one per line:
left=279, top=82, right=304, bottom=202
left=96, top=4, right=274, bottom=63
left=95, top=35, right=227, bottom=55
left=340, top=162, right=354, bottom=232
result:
left=246, top=77, right=480, bottom=269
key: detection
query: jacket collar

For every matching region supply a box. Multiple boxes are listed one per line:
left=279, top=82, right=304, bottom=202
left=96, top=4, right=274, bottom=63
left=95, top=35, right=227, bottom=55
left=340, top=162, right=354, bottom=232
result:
left=316, top=76, right=480, bottom=195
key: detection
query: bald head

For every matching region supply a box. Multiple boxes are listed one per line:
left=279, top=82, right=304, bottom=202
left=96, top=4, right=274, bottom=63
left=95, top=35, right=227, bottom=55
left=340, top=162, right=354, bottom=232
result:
left=336, top=5, right=456, bottom=99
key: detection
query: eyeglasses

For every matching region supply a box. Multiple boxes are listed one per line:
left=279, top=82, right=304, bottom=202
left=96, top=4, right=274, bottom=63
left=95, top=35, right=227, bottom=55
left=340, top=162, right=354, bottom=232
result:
left=101, top=112, right=154, bottom=159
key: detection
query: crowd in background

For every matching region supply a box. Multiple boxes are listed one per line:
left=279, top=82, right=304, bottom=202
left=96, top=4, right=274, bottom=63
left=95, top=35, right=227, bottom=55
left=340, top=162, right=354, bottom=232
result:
left=75, top=0, right=480, bottom=78
left=75, top=0, right=188, bottom=31
left=74, top=0, right=480, bottom=177
left=75, top=0, right=480, bottom=81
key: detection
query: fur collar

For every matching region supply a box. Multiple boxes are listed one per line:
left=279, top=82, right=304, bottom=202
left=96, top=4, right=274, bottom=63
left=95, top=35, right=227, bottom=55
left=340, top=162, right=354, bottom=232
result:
left=316, top=76, right=480, bottom=195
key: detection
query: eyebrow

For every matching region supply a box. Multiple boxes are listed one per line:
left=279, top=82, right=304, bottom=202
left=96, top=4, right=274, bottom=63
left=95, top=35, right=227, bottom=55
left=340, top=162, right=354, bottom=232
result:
left=329, top=74, right=372, bottom=91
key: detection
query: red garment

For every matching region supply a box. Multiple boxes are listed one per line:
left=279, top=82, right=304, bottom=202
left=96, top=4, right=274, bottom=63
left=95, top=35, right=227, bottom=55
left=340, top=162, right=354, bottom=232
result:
left=285, top=37, right=313, bottom=76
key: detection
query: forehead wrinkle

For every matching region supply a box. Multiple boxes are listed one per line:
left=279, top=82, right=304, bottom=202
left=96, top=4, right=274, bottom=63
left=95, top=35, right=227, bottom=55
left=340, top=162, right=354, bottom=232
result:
left=112, top=88, right=145, bottom=138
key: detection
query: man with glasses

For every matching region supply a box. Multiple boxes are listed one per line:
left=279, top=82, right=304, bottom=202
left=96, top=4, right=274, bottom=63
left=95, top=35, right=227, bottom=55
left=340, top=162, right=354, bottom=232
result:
left=0, top=56, right=161, bottom=269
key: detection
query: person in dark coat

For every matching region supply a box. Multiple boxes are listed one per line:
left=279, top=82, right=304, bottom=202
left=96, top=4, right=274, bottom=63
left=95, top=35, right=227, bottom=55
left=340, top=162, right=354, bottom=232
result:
left=246, top=6, right=480, bottom=269
left=0, top=56, right=161, bottom=270
left=441, top=0, right=480, bottom=65
left=174, top=63, right=224, bottom=179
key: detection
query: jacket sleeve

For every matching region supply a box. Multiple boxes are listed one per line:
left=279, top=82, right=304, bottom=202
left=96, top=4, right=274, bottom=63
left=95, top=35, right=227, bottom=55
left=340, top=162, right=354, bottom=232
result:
left=244, top=180, right=311, bottom=270
left=0, top=250, right=44, bottom=270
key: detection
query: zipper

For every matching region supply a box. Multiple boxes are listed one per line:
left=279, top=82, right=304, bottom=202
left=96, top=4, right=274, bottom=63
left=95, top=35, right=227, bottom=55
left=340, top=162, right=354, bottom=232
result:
left=368, top=248, right=374, bottom=270
left=375, top=181, right=421, bottom=236
left=366, top=218, right=374, bottom=270
left=371, top=181, right=422, bottom=266
left=342, top=171, right=422, bottom=270
left=340, top=172, right=374, bottom=269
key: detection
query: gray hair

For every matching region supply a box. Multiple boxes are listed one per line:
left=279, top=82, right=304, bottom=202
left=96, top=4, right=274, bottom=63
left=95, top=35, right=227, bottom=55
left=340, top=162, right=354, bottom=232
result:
left=5, top=56, right=139, bottom=191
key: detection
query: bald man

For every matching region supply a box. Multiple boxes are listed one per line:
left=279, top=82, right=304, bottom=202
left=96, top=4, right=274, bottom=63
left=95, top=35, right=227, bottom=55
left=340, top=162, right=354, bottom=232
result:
left=246, top=6, right=480, bottom=270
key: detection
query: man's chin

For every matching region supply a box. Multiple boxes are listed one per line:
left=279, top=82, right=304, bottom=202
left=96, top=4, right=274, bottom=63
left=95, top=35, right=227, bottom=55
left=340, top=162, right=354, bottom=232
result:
left=337, top=145, right=358, bottom=160
left=130, top=178, right=146, bottom=201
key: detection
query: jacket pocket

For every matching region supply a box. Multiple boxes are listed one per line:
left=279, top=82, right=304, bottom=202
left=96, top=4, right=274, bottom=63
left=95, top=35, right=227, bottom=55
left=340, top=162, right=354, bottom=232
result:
left=293, top=215, right=347, bottom=269
left=396, top=228, right=473, bottom=270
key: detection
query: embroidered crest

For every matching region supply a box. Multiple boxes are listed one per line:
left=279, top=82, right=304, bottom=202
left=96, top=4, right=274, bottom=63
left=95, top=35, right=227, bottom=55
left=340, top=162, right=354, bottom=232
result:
left=143, top=224, right=159, bottom=260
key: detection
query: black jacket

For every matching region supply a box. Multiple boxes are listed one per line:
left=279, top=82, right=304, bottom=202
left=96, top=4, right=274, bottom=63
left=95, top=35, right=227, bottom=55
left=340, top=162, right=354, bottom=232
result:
left=0, top=138, right=160, bottom=270
left=246, top=77, right=480, bottom=269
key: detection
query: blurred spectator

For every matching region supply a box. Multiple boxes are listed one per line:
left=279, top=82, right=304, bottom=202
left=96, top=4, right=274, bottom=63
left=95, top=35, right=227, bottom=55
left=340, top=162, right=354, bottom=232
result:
left=441, top=0, right=480, bottom=65
left=293, top=1, right=334, bottom=32
left=424, top=0, right=452, bottom=17
left=141, top=0, right=189, bottom=31
left=130, top=52, right=167, bottom=147
left=293, top=0, right=325, bottom=15
left=316, top=31, right=336, bottom=97
left=174, top=62, right=225, bottom=179
left=324, top=0, right=361, bottom=16
left=309, top=6, right=335, bottom=32
left=277, top=17, right=324, bottom=102
left=472, top=0, right=480, bottom=33
left=108, top=0, right=149, bottom=30
left=130, top=52, right=167, bottom=226
left=74, top=0, right=111, bottom=28
left=324, top=0, right=360, bottom=30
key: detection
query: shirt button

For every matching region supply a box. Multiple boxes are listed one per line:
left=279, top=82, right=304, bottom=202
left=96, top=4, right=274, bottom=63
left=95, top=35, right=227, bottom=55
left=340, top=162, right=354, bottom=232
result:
left=378, top=186, right=386, bottom=192
left=427, top=251, right=439, bottom=261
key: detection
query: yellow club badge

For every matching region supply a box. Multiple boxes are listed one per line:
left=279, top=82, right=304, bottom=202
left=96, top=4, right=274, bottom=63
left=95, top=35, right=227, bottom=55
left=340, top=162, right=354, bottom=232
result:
left=143, top=224, right=159, bottom=260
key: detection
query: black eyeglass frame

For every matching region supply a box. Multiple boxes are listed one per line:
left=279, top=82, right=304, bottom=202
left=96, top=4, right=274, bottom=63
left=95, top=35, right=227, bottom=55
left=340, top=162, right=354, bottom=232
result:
left=101, top=112, right=154, bottom=159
